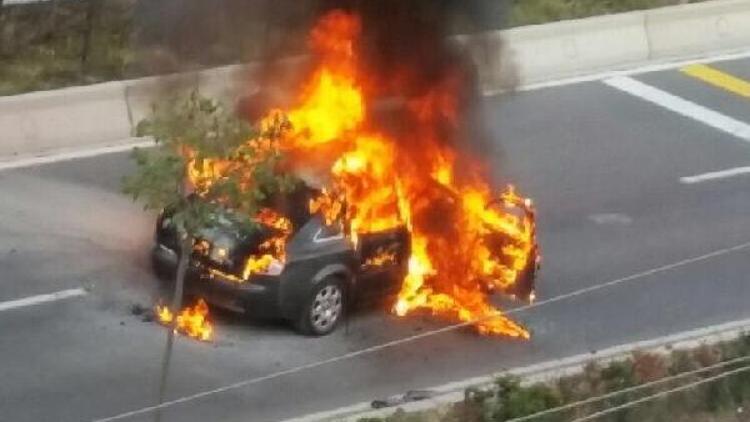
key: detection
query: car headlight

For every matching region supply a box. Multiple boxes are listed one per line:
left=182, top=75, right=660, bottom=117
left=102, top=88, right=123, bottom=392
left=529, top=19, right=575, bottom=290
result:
left=210, top=246, right=230, bottom=263
left=206, top=234, right=236, bottom=264
left=242, top=256, right=285, bottom=278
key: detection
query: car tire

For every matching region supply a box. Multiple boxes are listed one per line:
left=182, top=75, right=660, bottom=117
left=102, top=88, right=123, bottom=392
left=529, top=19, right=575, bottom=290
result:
left=296, top=277, right=346, bottom=336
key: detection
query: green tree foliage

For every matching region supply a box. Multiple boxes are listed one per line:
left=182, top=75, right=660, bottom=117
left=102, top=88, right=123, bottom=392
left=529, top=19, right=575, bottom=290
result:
left=122, top=91, right=296, bottom=412
left=488, top=376, right=562, bottom=421
left=123, top=92, right=297, bottom=235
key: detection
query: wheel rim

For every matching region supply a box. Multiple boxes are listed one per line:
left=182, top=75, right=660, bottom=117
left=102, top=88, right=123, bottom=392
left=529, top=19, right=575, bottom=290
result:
left=310, top=284, right=343, bottom=332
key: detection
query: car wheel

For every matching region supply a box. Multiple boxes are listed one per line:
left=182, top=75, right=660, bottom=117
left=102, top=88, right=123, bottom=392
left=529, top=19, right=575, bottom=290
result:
left=296, top=277, right=345, bottom=336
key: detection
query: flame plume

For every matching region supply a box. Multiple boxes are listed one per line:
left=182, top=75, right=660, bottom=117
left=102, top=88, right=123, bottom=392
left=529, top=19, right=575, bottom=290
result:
left=187, top=11, right=537, bottom=337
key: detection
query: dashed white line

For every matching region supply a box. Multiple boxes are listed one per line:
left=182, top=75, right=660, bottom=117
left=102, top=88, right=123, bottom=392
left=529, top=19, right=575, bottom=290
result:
left=603, top=76, right=750, bottom=142
left=0, top=288, right=87, bottom=312
left=680, top=166, right=750, bottom=184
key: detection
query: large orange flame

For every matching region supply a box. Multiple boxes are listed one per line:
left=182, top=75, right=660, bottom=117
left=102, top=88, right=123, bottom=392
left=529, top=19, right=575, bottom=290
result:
left=156, top=299, right=213, bottom=342
left=187, top=11, right=536, bottom=337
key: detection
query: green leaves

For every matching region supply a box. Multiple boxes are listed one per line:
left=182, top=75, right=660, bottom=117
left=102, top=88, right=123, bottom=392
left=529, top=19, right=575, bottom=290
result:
left=135, top=92, right=253, bottom=157
left=489, top=376, right=562, bottom=421
left=124, top=90, right=298, bottom=237
left=122, top=146, right=184, bottom=212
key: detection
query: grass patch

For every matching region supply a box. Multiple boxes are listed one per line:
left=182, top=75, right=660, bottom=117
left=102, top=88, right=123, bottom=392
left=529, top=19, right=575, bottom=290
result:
left=0, top=0, right=135, bottom=95
left=508, top=0, right=708, bottom=26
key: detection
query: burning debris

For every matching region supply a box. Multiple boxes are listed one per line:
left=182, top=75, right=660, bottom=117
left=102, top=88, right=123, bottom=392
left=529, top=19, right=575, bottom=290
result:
left=362, top=249, right=398, bottom=269
left=176, top=10, right=537, bottom=337
left=242, top=208, right=292, bottom=280
left=156, top=299, right=214, bottom=342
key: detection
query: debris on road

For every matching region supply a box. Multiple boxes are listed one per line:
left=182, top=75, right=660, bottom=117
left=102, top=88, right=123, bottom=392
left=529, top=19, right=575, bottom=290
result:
left=130, top=303, right=156, bottom=322
left=371, top=390, right=437, bottom=409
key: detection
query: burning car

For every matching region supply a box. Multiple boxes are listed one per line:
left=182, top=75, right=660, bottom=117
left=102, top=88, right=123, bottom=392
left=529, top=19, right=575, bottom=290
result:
left=152, top=10, right=541, bottom=338
left=151, top=182, right=537, bottom=336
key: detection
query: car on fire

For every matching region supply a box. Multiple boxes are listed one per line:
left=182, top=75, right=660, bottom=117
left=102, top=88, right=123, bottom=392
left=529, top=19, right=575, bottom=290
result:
left=152, top=183, right=539, bottom=336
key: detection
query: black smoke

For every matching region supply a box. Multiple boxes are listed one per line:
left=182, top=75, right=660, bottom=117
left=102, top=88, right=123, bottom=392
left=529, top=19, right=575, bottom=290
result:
left=133, top=1, right=512, bottom=179
left=312, top=1, right=511, bottom=183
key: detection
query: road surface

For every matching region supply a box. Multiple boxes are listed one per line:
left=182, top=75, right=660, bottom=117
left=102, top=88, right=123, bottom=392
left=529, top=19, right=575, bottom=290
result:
left=1, top=56, right=749, bottom=422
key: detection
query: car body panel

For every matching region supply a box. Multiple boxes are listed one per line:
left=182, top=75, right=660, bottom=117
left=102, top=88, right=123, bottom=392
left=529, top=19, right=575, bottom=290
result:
left=152, top=213, right=410, bottom=322
left=151, top=192, right=538, bottom=329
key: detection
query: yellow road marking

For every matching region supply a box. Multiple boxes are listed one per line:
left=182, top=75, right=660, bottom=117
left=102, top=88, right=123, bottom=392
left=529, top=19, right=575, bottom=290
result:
left=681, top=64, right=750, bottom=98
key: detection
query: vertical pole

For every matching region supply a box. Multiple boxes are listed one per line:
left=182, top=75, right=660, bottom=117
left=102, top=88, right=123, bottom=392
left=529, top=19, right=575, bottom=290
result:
left=154, top=233, right=190, bottom=422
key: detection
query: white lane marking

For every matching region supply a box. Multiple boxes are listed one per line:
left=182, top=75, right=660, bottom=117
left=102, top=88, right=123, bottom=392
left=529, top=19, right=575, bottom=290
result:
left=92, top=240, right=750, bottom=422
left=681, top=166, right=750, bottom=184
left=603, top=76, right=750, bottom=142
left=588, top=213, right=633, bottom=225
left=0, top=138, right=154, bottom=172
left=0, top=288, right=87, bottom=312
left=485, top=48, right=750, bottom=95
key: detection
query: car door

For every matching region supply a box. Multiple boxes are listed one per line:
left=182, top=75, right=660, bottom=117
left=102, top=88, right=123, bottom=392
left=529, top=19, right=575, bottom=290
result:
left=356, top=228, right=410, bottom=298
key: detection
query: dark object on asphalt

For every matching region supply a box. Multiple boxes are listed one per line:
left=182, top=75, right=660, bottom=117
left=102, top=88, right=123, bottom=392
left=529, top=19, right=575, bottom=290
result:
left=129, top=303, right=146, bottom=316
left=371, top=390, right=437, bottom=409
left=130, top=303, right=156, bottom=322
left=131, top=303, right=156, bottom=322
left=151, top=184, right=538, bottom=336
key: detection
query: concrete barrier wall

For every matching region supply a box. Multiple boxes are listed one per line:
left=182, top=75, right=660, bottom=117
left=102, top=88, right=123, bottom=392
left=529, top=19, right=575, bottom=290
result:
left=491, top=11, right=651, bottom=89
left=0, top=81, right=131, bottom=157
left=645, top=0, right=750, bottom=59
left=475, top=0, right=750, bottom=89
left=1, top=0, right=749, bottom=157
left=124, top=57, right=306, bottom=131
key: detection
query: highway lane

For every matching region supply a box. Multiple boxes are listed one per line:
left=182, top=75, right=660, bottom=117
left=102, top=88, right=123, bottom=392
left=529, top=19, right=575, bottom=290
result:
left=0, top=57, right=749, bottom=422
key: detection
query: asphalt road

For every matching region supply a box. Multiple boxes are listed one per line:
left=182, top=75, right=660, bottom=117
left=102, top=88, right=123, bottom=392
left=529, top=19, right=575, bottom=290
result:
left=1, top=56, right=749, bottom=422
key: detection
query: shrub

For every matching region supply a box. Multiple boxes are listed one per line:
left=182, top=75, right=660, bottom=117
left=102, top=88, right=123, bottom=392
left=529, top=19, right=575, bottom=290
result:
left=632, top=351, right=668, bottom=383
left=488, top=376, right=562, bottom=421
left=508, top=0, right=708, bottom=26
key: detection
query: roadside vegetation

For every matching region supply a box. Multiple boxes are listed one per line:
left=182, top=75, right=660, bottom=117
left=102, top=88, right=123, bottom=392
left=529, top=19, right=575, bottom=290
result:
left=123, top=92, right=295, bottom=410
left=359, top=334, right=750, bottom=422
left=0, top=0, right=134, bottom=95
left=0, top=0, right=713, bottom=96
left=508, top=0, right=707, bottom=26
